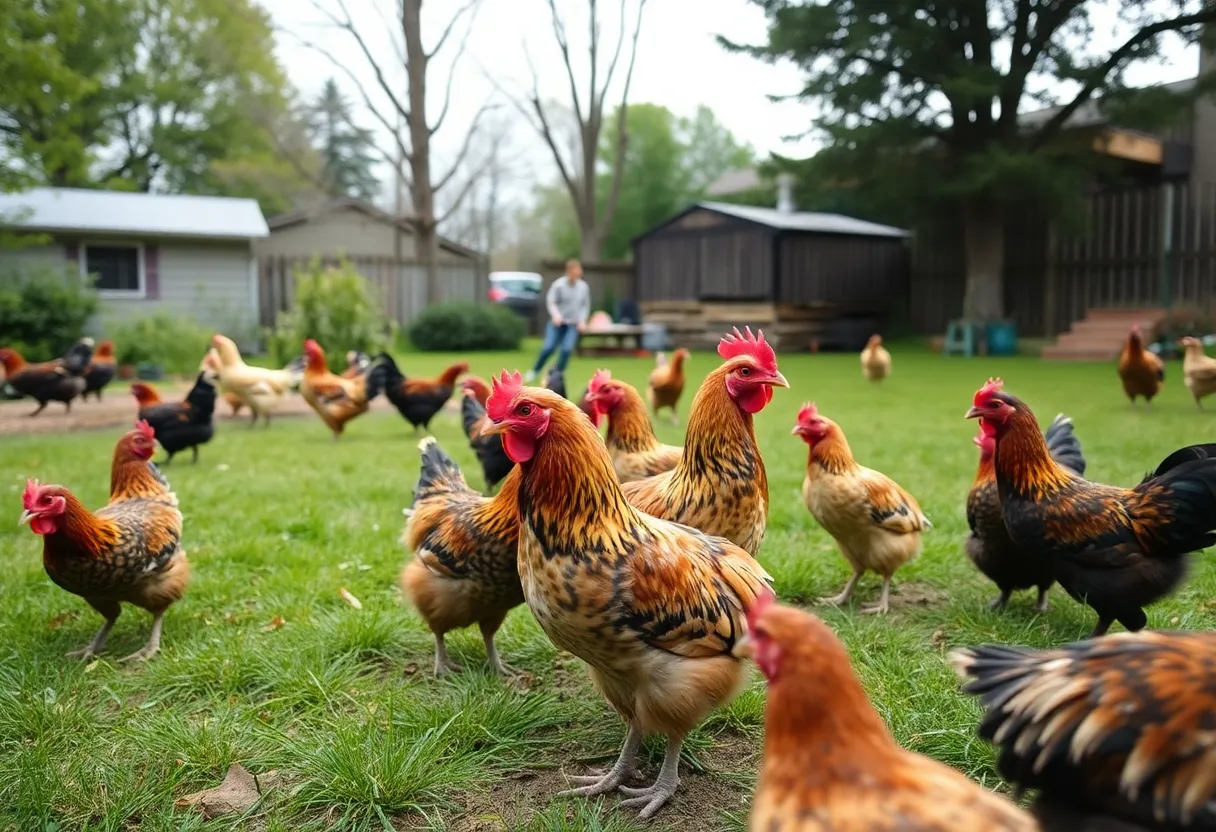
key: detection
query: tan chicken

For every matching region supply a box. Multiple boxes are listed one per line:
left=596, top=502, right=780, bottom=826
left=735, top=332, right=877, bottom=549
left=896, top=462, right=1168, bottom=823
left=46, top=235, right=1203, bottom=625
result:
left=586, top=369, right=682, bottom=483
left=647, top=347, right=690, bottom=424
left=1117, top=325, right=1164, bottom=409
left=1180, top=335, right=1216, bottom=409
left=792, top=402, right=930, bottom=614
left=208, top=334, right=299, bottom=426
left=860, top=334, right=890, bottom=383
left=200, top=349, right=245, bottom=418
left=298, top=339, right=385, bottom=439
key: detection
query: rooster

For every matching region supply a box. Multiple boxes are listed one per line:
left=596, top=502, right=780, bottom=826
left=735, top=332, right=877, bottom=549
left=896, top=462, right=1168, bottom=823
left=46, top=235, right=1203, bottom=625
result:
left=299, top=339, right=385, bottom=439
left=460, top=385, right=514, bottom=492
left=967, top=377, right=1216, bottom=637
left=620, top=328, right=788, bottom=556
left=377, top=354, right=468, bottom=433
left=585, top=369, right=681, bottom=483
left=952, top=631, right=1216, bottom=830
left=860, top=334, right=891, bottom=384
left=19, top=422, right=188, bottom=661
left=1118, top=325, right=1165, bottom=410
left=131, top=372, right=218, bottom=465
left=482, top=371, right=772, bottom=821
left=647, top=347, right=689, bottom=425
left=0, top=340, right=95, bottom=416
left=401, top=438, right=524, bottom=676
left=967, top=413, right=1086, bottom=612
left=209, top=335, right=300, bottom=427
left=82, top=339, right=117, bottom=401
left=793, top=403, right=931, bottom=614
left=740, top=592, right=1036, bottom=831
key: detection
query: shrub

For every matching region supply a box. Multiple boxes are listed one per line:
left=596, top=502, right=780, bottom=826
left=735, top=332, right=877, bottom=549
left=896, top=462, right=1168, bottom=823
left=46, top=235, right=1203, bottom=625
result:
left=0, top=264, right=98, bottom=361
left=265, top=257, right=390, bottom=371
left=107, top=314, right=213, bottom=376
left=408, top=301, right=526, bottom=352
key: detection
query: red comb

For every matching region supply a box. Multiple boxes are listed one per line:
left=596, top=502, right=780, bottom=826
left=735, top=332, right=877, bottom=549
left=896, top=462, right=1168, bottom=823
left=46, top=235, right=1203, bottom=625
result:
left=717, top=327, right=777, bottom=374
left=797, top=401, right=818, bottom=423
left=487, top=370, right=523, bottom=422
left=22, top=479, right=41, bottom=510
left=972, top=377, right=1003, bottom=406
left=303, top=338, right=321, bottom=352
left=745, top=586, right=776, bottom=632
left=588, top=369, right=611, bottom=394
left=135, top=420, right=155, bottom=440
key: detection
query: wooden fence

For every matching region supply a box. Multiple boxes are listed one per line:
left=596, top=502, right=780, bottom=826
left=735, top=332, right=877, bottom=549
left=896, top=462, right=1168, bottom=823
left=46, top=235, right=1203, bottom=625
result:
left=910, top=181, right=1216, bottom=338
left=258, top=255, right=487, bottom=329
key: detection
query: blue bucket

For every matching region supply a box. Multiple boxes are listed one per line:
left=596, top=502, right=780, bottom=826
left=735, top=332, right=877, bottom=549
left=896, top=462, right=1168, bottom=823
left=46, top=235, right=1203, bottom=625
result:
left=986, top=321, right=1018, bottom=357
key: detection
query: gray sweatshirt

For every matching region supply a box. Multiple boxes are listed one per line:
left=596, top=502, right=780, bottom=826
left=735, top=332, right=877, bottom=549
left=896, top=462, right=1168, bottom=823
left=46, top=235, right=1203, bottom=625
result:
left=546, top=277, right=590, bottom=326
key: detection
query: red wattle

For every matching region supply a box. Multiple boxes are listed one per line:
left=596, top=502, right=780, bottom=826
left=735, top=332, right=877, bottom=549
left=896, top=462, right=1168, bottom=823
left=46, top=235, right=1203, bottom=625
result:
left=503, top=431, right=536, bottom=463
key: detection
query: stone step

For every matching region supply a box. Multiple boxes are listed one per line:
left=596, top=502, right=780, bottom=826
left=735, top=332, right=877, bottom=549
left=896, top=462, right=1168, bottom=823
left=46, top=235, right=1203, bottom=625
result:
left=1041, top=346, right=1121, bottom=361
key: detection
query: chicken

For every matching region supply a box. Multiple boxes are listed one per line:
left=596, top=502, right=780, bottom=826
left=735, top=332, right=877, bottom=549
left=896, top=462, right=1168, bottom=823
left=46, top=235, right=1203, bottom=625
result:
left=18, top=422, right=188, bottom=661
left=793, top=402, right=931, bottom=614
left=951, top=631, right=1216, bottom=830
left=967, top=413, right=1086, bottom=612
left=460, top=386, right=514, bottom=491
left=461, top=376, right=491, bottom=408
left=482, top=371, right=773, bottom=821
left=967, top=377, right=1216, bottom=636
left=199, top=348, right=245, bottom=417
left=1180, top=336, right=1216, bottom=410
left=620, top=328, right=789, bottom=555
left=586, top=369, right=682, bottom=483
left=1118, top=325, right=1165, bottom=410
left=208, top=334, right=299, bottom=427
left=82, top=339, right=117, bottom=401
left=299, top=339, right=386, bottom=439
left=131, top=372, right=217, bottom=465
left=0, top=340, right=94, bottom=416
left=647, top=347, right=689, bottom=425
left=860, top=334, right=891, bottom=383
left=543, top=366, right=567, bottom=399
left=377, top=354, right=468, bottom=432
left=341, top=350, right=372, bottom=379
left=740, top=592, right=1036, bottom=832
left=401, top=438, right=524, bottom=676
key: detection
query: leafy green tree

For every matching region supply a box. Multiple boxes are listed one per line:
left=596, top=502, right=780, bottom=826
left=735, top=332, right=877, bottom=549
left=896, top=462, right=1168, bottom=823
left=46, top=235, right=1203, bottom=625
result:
left=723, top=0, right=1216, bottom=320
left=679, top=105, right=754, bottom=197
left=307, top=78, right=380, bottom=202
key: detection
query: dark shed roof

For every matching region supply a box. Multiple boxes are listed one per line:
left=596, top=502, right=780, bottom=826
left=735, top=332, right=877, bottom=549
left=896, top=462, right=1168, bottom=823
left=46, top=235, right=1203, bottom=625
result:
left=633, top=202, right=910, bottom=243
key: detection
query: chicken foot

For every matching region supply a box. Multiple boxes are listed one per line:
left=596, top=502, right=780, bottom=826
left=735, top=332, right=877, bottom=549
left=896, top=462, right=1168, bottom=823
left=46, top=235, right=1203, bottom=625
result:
left=66, top=599, right=120, bottom=659
left=119, top=608, right=166, bottom=662
left=820, top=569, right=862, bottom=606
left=988, top=589, right=1012, bottom=611
left=558, top=722, right=643, bottom=798
left=619, top=733, right=683, bottom=821
left=480, top=624, right=519, bottom=677
left=432, top=633, right=464, bottom=676
left=1033, top=587, right=1050, bottom=613
left=861, top=576, right=893, bottom=615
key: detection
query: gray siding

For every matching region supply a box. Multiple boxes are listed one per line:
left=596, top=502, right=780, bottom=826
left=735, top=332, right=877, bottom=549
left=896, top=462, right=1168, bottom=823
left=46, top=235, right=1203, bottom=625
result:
left=257, top=209, right=416, bottom=260
left=0, top=242, right=67, bottom=272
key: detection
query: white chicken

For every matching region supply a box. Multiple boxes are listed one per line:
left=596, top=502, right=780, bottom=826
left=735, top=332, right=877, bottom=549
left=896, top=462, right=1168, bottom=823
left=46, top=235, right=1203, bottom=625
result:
left=207, top=335, right=300, bottom=427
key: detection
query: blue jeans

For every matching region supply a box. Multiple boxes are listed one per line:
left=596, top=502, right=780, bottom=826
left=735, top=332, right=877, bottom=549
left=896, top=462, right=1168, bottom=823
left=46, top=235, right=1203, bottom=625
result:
left=533, top=322, right=580, bottom=373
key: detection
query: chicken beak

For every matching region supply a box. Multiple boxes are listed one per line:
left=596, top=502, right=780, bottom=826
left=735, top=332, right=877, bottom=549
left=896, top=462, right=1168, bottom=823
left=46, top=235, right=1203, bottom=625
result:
left=480, top=420, right=508, bottom=437
left=789, top=424, right=805, bottom=437
left=18, top=509, right=34, bottom=526
left=732, top=633, right=754, bottom=659
left=767, top=371, right=790, bottom=389
left=964, top=406, right=983, bottom=419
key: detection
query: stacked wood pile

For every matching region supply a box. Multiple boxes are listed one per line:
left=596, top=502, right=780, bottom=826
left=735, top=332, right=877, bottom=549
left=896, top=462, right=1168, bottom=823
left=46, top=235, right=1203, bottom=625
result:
left=642, top=300, right=881, bottom=351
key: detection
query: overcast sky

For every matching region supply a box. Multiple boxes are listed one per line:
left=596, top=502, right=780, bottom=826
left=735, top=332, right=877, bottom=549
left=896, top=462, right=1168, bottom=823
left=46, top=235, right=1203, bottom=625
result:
left=263, top=0, right=1204, bottom=212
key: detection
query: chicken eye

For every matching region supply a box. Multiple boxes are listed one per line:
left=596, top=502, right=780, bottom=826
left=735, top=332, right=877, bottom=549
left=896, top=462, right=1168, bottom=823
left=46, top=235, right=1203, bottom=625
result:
left=519, top=404, right=532, bottom=416
left=40, top=496, right=52, bottom=505
left=987, top=401, right=1000, bottom=409
left=739, top=367, right=751, bottom=377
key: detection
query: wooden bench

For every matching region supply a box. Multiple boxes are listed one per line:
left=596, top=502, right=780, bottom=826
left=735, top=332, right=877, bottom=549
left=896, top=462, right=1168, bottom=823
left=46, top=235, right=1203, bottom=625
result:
left=576, top=324, right=646, bottom=356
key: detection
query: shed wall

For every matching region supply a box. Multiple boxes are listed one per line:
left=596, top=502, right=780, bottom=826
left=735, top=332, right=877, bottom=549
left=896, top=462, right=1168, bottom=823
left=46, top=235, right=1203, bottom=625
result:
left=777, top=234, right=909, bottom=306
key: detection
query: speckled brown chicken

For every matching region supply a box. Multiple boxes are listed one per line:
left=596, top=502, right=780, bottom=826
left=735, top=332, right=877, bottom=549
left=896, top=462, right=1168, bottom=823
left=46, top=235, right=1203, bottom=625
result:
left=483, top=371, right=772, bottom=821
left=952, top=630, right=1216, bottom=830
left=620, top=328, right=788, bottom=556
left=19, top=421, right=188, bottom=661
left=400, top=438, right=523, bottom=676
left=586, top=369, right=682, bottom=483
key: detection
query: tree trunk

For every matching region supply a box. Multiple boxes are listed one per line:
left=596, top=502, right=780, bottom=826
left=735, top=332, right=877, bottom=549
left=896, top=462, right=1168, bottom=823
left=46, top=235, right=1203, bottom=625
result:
left=415, top=220, right=440, bottom=306
left=579, top=228, right=602, bottom=263
left=961, top=199, right=1005, bottom=321
left=402, top=0, right=440, bottom=305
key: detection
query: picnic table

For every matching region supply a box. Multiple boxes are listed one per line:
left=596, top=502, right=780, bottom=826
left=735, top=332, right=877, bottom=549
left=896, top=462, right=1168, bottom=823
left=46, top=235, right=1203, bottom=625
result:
left=576, top=323, right=646, bottom=356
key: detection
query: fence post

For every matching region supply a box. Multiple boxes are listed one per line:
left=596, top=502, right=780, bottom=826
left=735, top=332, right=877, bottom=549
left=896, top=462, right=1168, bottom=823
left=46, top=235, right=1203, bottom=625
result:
left=1160, top=181, right=1174, bottom=319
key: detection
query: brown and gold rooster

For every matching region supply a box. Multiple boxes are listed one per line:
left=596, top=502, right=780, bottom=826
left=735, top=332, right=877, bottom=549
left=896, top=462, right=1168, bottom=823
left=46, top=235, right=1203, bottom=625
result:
left=967, top=378, right=1216, bottom=636
left=621, top=328, right=788, bottom=556
left=647, top=347, right=690, bottom=424
left=19, top=422, right=188, bottom=661
left=401, top=438, right=523, bottom=676
left=483, top=371, right=772, bottom=821
left=952, top=630, right=1216, bottom=830
left=299, top=339, right=386, bottom=439
left=586, top=369, right=682, bottom=483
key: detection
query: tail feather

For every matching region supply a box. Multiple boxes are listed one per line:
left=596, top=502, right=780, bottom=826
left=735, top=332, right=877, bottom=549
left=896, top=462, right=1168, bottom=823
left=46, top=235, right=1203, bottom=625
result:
left=363, top=357, right=389, bottom=404
left=1147, top=443, right=1216, bottom=480
left=461, top=390, right=486, bottom=440
left=412, top=437, right=471, bottom=507
left=1043, top=414, right=1086, bottom=477
left=1136, top=454, right=1216, bottom=554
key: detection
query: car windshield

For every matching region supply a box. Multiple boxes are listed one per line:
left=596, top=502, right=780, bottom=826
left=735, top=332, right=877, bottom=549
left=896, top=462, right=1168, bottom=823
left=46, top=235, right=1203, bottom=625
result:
left=491, top=276, right=541, bottom=294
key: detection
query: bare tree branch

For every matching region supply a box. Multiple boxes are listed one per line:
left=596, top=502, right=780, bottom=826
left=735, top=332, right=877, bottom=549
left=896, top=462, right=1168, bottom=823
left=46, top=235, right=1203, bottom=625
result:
left=430, top=11, right=477, bottom=137
left=436, top=151, right=498, bottom=225
left=368, top=0, right=408, bottom=69
left=597, top=0, right=629, bottom=109
left=600, top=0, right=647, bottom=237
left=433, top=98, right=498, bottom=193
left=544, top=0, right=586, bottom=127
left=305, top=0, right=411, bottom=126
left=520, top=45, right=582, bottom=211
left=428, top=0, right=482, bottom=59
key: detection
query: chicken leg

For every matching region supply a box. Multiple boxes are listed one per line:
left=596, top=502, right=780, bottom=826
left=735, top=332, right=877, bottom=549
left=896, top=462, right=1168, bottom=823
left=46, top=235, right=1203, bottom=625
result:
left=618, top=733, right=683, bottom=821
left=988, top=589, right=1012, bottom=611
left=119, top=608, right=166, bottom=662
left=1033, top=587, right=1050, bottom=613
left=861, top=575, right=893, bottom=615
left=479, top=619, right=518, bottom=677
left=558, top=722, right=642, bottom=798
left=431, top=633, right=463, bottom=676
left=820, top=569, right=862, bottom=606
left=66, top=597, right=121, bottom=659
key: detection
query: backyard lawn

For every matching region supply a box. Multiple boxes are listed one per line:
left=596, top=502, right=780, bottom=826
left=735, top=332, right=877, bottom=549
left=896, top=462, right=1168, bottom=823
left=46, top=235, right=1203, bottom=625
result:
left=2, top=345, right=1214, bottom=831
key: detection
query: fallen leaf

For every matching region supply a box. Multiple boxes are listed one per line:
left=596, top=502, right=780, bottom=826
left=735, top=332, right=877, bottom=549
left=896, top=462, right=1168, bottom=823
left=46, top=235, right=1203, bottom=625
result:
left=402, top=663, right=419, bottom=676
left=338, top=588, right=362, bottom=610
left=175, top=763, right=277, bottom=819
left=1169, top=616, right=1180, bottom=626
left=84, top=659, right=100, bottom=674
left=47, top=611, right=78, bottom=631
left=337, top=561, right=352, bottom=571
left=260, top=616, right=285, bottom=632
left=930, top=627, right=947, bottom=650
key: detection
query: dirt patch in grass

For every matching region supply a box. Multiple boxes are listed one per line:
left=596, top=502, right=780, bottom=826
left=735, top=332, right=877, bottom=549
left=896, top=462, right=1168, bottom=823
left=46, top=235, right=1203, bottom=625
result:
left=888, top=581, right=949, bottom=610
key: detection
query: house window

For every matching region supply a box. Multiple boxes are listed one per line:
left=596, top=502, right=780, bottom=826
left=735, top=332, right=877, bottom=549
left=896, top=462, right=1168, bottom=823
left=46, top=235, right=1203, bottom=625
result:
left=82, top=244, right=145, bottom=297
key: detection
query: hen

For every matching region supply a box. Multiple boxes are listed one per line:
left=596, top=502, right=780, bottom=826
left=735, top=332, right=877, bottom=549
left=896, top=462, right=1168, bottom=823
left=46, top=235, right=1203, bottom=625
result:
left=741, top=592, right=1036, bottom=831
left=544, top=366, right=567, bottom=399
left=0, top=340, right=95, bottom=416
left=460, top=385, right=515, bottom=491
left=1180, top=336, right=1216, bottom=409
left=461, top=376, right=491, bottom=407
left=209, top=334, right=299, bottom=427
left=860, top=334, right=891, bottom=383
left=967, top=378, right=1216, bottom=636
left=966, top=412, right=1086, bottom=612
left=342, top=350, right=372, bottom=379
left=299, top=339, right=385, bottom=439
left=793, top=402, right=930, bottom=614
left=82, top=339, right=117, bottom=401
left=400, top=438, right=524, bottom=676
left=952, top=631, right=1216, bottom=830
left=130, top=372, right=218, bottom=465
left=620, top=328, right=788, bottom=555
left=200, top=348, right=246, bottom=418
left=586, top=369, right=682, bottom=483
left=1118, top=325, right=1165, bottom=410
left=483, top=371, right=772, bottom=821
left=19, top=422, right=188, bottom=661
left=378, top=354, right=468, bottom=432
left=647, top=347, right=689, bottom=425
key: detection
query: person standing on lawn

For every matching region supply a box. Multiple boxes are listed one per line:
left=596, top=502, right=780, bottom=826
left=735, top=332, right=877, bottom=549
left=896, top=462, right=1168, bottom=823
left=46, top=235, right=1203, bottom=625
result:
left=525, top=259, right=590, bottom=381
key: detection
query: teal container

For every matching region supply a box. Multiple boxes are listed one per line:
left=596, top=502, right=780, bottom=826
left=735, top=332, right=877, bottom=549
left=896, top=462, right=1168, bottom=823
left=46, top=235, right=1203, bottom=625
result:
left=986, top=320, right=1018, bottom=356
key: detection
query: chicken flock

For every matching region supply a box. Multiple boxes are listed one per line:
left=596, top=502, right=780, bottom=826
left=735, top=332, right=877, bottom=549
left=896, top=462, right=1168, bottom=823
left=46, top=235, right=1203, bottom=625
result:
left=9, top=324, right=1216, bottom=831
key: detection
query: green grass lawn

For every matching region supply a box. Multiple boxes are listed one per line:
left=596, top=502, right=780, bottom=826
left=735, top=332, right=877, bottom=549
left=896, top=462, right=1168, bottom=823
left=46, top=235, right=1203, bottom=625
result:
left=3, top=345, right=1215, bottom=831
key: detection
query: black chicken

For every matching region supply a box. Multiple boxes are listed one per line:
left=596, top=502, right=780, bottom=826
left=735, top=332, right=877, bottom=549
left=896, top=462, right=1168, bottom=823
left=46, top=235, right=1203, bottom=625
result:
left=136, top=371, right=218, bottom=464
left=461, top=389, right=513, bottom=491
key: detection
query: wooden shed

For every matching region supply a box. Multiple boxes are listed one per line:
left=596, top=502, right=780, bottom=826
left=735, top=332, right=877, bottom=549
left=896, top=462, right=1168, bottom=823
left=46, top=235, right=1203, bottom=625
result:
left=632, top=200, right=910, bottom=350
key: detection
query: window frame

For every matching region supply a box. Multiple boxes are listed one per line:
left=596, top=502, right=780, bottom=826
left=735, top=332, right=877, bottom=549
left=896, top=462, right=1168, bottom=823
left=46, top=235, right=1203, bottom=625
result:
left=79, top=241, right=146, bottom=299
